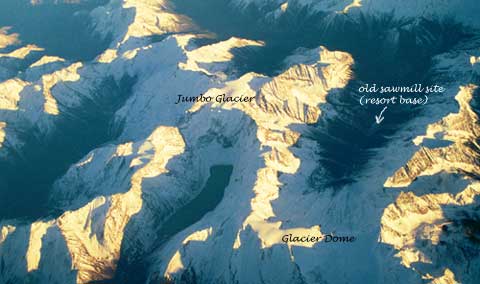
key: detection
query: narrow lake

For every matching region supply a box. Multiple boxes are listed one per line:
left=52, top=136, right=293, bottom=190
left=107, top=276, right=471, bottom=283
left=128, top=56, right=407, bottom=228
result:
left=111, top=164, right=234, bottom=284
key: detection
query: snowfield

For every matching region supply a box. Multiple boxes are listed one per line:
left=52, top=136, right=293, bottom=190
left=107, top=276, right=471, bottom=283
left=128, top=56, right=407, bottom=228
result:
left=0, top=0, right=479, bottom=283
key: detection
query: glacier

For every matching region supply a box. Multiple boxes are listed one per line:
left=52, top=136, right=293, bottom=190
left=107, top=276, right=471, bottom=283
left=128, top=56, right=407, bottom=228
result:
left=0, top=0, right=479, bottom=283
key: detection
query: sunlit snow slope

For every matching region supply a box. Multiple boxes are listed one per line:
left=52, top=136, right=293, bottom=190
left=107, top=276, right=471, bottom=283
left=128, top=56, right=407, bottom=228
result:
left=0, top=0, right=479, bottom=284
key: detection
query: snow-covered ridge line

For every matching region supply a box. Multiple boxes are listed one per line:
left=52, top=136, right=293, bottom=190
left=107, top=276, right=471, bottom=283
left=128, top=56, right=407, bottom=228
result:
left=0, top=126, right=186, bottom=283
left=227, top=0, right=480, bottom=29
left=90, top=0, right=196, bottom=51
left=0, top=37, right=354, bottom=283
left=0, top=0, right=479, bottom=283
left=379, top=44, right=480, bottom=282
left=149, top=46, right=353, bottom=283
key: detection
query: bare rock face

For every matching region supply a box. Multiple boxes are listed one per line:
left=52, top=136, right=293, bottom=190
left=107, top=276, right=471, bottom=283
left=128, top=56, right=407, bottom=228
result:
left=385, top=85, right=480, bottom=188
left=145, top=46, right=354, bottom=284
left=0, top=27, right=19, bottom=50
left=380, top=46, right=480, bottom=283
left=1, top=1, right=353, bottom=282
left=0, top=38, right=353, bottom=283
left=1, top=126, right=186, bottom=283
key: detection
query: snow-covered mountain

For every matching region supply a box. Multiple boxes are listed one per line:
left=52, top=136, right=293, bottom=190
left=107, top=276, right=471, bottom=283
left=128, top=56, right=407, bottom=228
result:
left=0, top=0, right=479, bottom=283
left=226, top=0, right=480, bottom=28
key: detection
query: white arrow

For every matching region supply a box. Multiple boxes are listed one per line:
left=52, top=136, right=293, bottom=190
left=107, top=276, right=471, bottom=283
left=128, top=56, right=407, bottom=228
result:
left=375, top=106, right=387, bottom=124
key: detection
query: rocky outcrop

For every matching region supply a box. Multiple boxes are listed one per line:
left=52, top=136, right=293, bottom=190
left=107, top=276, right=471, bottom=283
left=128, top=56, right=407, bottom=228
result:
left=385, top=85, right=480, bottom=188
left=380, top=45, right=480, bottom=283
left=0, top=0, right=479, bottom=284
left=0, top=27, right=19, bottom=49
left=148, top=46, right=353, bottom=283
left=0, top=126, right=185, bottom=283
